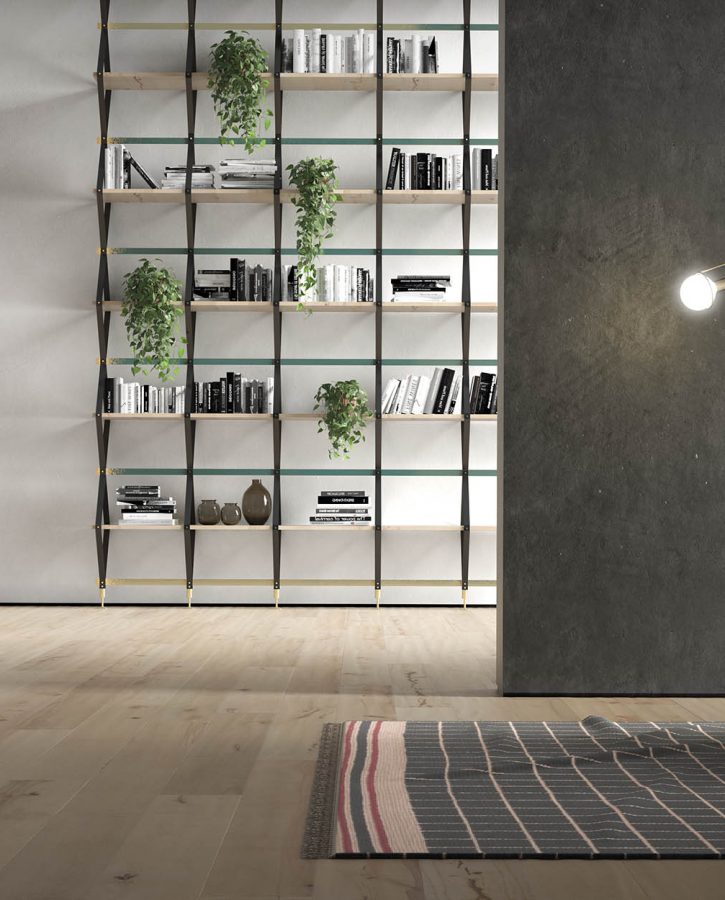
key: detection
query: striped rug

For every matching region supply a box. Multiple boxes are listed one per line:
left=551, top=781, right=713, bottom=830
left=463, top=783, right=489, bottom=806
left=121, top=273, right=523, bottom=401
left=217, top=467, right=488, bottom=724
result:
left=302, top=717, right=725, bottom=859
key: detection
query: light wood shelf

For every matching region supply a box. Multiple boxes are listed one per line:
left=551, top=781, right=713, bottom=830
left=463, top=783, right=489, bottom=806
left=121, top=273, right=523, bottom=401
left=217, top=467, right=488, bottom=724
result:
left=280, top=524, right=374, bottom=532
left=102, top=524, right=183, bottom=530
left=101, top=300, right=498, bottom=313
left=96, top=72, right=499, bottom=92
left=99, top=188, right=498, bottom=205
left=100, top=413, right=183, bottom=420
left=190, top=524, right=272, bottom=531
left=190, top=413, right=271, bottom=420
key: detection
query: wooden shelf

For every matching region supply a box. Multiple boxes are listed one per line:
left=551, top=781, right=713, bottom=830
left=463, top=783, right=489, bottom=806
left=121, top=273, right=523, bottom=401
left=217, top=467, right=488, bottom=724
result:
left=102, top=524, right=183, bottom=530
left=190, top=413, right=271, bottom=420
left=99, top=188, right=498, bottom=206
left=97, top=72, right=499, bottom=92
left=100, top=413, right=183, bottom=420
left=101, top=300, right=498, bottom=313
left=280, top=524, right=374, bottom=532
left=190, top=524, right=271, bottom=531
left=382, top=414, right=498, bottom=421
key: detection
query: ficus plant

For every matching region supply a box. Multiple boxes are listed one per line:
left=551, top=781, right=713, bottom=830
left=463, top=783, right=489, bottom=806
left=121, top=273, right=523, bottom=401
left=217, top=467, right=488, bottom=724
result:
left=121, top=259, right=184, bottom=382
left=314, top=380, right=373, bottom=460
left=208, top=30, right=272, bottom=150
left=287, top=157, right=341, bottom=304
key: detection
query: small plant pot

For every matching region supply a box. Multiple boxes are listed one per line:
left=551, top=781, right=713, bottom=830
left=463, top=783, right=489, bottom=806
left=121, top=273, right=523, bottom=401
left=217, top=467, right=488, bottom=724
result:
left=197, top=499, right=221, bottom=526
left=221, top=502, right=242, bottom=526
left=242, top=480, right=272, bottom=525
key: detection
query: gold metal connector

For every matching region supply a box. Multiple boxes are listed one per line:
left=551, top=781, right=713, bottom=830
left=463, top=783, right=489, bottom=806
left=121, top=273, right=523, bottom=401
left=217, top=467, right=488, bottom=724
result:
left=186, top=588, right=192, bottom=607
left=375, top=588, right=381, bottom=608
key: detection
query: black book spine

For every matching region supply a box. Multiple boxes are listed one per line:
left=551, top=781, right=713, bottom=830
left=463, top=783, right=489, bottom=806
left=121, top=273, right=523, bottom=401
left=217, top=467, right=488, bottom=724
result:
left=399, top=153, right=406, bottom=189
left=203, top=382, right=210, bottom=413
left=226, top=373, right=235, bottom=413
left=433, top=368, right=455, bottom=414
left=230, top=258, right=238, bottom=301
left=317, top=495, right=369, bottom=504
left=416, top=154, right=427, bottom=190
left=482, top=149, right=493, bottom=190
left=487, top=376, right=498, bottom=414
left=193, top=381, right=199, bottom=414
left=220, top=379, right=227, bottom=413
left=320, top=34, right=327, bottom=72
left=469, top=375, right=481, bottom=415
left=211, top=382, right=221, bottom=414
left=435, top=157, right=443, bottom=190
left=104, top=377, right=114, bottom=412
left=385, top=147, right=401, bottom=190
left=143, top=384, right=149, bottom=413
left=233, top=373, right=242, bottom=413
left=477, top=373, right=495, bottom=413
left=386, top=37, right=394, bottom=73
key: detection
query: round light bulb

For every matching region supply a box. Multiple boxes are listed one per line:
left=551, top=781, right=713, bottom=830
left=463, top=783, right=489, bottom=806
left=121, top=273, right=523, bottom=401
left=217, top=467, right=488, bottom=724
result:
left=680, top=273, right=717, bottom=311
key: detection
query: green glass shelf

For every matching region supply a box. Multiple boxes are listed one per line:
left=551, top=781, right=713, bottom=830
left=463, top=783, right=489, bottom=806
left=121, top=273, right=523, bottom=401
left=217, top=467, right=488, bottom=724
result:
left=109, top=136, right=498, bottom=146
left=108, top=248, right=498, bottom=257
left=102, top=467, right=497, bottom=477
left=103, top=357, right=498, bottom=366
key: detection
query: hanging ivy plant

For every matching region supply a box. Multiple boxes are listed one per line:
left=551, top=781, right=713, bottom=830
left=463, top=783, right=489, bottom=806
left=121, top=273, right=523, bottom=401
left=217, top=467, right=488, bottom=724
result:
left=314, top=380, right=373, bottom=459
left=121, top=259, right=184, bottom=382
left=208, top=31, right=272, bottom=150
left=287, top=157, right=341, bottom=303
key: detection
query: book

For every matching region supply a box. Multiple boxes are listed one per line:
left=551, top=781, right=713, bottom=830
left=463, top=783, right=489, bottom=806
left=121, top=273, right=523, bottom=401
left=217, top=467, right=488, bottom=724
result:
left=385, top=148, right=401, bottom=190
left=320, top=490, right=367, bottom=497
left=412, top=375, right=431, bottom=414
left=477, top=373, right=496, bottom=413
left=447, top=375, right=461, bottom=414
left=433, top=368, right=455, bottom=414
left=317, top=495, right=369, bottom=504
left=128, top=153, right=160, bottom=189
left=293, top=29, right=306, bottom=72
left=423, top=368, right=444, bottom=414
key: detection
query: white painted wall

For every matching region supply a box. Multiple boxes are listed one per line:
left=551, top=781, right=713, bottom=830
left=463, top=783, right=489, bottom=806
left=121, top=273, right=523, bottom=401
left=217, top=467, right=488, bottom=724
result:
left=0, top=0, right=498, bottom=605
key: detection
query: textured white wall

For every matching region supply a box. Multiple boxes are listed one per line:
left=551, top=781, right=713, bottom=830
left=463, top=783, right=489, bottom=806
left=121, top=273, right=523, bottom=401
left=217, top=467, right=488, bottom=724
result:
left=0, top=0, right=498, bottom=605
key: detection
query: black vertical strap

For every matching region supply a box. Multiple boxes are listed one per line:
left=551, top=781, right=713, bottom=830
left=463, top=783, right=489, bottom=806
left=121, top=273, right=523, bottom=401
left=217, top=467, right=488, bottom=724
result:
left=271, top=0, right=284, bottom=608
left=95, top=0, right=112, bottom=607
left=460, top=0, right=472, bottom=608
left=183, top=0, right=198, bottom=607
left=374, top=0, right=384, bottom=608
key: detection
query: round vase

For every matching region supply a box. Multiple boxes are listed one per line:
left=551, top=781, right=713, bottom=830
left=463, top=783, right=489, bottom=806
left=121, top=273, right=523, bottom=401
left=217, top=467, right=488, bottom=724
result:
left=242, top=479, right=272, bottom=525
left=197, top=499, right=221, bottom=526
left=221, top=502, right=242, bottom=526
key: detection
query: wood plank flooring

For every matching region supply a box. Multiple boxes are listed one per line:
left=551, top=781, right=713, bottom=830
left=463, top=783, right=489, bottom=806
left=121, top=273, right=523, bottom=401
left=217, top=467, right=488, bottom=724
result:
left=0, top=606, right=721, bottom=899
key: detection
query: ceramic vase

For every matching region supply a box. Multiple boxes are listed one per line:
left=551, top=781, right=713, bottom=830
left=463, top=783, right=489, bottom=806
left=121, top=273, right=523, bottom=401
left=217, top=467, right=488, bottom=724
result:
left=221, top=502, right=242, bottom=526
left=242, top=479, right=271, bottom=525
left=197, top=499, right=221, bottom=526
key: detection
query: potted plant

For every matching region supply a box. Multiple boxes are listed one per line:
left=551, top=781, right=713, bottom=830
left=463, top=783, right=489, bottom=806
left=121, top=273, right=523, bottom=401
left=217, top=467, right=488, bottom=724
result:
left=208, top=30, right=272, bottom=150
left=314, top=380, right=373, bottom=459
left=121, top=259, right=184, bottom=382
left=287, top=157, right=341, bottom=304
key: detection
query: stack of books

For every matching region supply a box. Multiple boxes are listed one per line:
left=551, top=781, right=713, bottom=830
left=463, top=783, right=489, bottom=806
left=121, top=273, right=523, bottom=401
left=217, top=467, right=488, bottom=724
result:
left=283, top=264, right=374, bottom=303
left=161, top=165, right=214, bottom=189
left=471, top=149, right=499, bottom=190
left=469, top=372, right=498, bottom=414
left=310, top=490, right=371, bottom=525
left=219, top=158, right=277, bottom=189
left=390, top=275, right=451, bottom=302
left=282, top=29, right=376, bottom=73
left=386, top=35, right=439, bottom=73
left=103, top=379, right=185, bottom=414
left=382, top=367, right=461, bottom=415
left=386, top=149, right=463, bottom=190
left=191, top=375, right=274, bottom=414
left=193, top=260, right=273, bottom=301
left=103, top=144, right=130, bottom=189
left=116, top=485, right=178, bottom=526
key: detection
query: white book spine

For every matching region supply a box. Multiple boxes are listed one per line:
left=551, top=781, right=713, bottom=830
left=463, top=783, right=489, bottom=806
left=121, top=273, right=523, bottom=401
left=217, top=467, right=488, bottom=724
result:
left=293, top=30, right=306, bottom=73
left=342, top=36, right=350, bottom=72
left=472, top=149, right=481, bottom=190
left=114, top=377, right=123, bottom=413
left=304, top=32, right=311, bottom=72
left=311, top=29, right=321, bottom=73
left=412, top=375, right=431, bottom=414
left=393, top=376, right=411, bottom=414
left=423, top=369, right=443, bottom=414
left=363, top=31, right=376, bottom=73
left=412, top=35, right=423, bottom=74
left=380, top=378, right=397, bottom=413
left=334, top=36, right=343, bottom=73
left=352, top=30, right=363, bottom=73
left=114, top=144, right=124, bottom=189
left=402, top=375, right=420, bottom=414
left=266, top=376, right=274, bottom=413
left=104, top=147, right=113, bottom=189
left=454, top=154, right=463, bottom=190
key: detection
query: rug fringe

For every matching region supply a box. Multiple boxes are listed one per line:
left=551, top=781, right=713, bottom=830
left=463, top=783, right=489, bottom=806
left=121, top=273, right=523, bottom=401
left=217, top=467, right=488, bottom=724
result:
left=301, top=722, right=343, bottom=859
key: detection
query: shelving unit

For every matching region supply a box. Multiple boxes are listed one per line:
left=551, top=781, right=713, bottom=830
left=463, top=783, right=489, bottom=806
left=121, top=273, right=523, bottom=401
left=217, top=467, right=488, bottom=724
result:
left=93, top=0, right=499, bottom=607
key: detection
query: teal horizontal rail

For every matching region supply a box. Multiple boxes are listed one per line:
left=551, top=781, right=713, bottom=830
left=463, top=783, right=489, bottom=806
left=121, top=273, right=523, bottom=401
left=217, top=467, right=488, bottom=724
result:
left=103, top=357, right=498, bottom=366
left=103, top=467, right=497, bottom=477
left=109, top=136, right=498, bottom=146
left=104, top=22, right=498, bottom=31
left=108, top=248, right=498, bottom=257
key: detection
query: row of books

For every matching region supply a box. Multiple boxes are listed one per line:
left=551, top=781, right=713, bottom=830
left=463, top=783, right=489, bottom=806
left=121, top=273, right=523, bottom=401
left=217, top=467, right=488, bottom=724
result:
left=104, top=380, right=185, bottom=414
left=386, top=36, right=439, bottom=73
left=391, top=275, right=451, bottom=302
left=282, top=30, right=376, bottom=73
left=283, top=265, right=374, bottom=303
left=386, top=150, right=462, bottom=191
left=116, top=485, right=178, bottom=526
left=103, top=144, right=160, bottom=190
left=382, top=368, right=459, bottom=415
left=310, top=490, right=371, bottom=524
left=195, top=261, right=273, bottom=301
left=191, top=376, right=275, bottom=414
left=469, top=372, right=498, bottom=415
left=471, top=149, right=499, bottom=191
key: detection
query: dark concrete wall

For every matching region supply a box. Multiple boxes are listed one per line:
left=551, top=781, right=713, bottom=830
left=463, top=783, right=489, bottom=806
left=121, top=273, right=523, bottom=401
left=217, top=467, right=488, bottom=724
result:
left=502, top=0, right=725, bottom=694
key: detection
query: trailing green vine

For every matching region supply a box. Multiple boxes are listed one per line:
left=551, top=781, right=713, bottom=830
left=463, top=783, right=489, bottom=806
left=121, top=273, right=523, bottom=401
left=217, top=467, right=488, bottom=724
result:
left=314, top=380, right=372, bottom=459
left=208, top=31, right=272, bottom=150
left=287, top=157, right=341, bottom=303
left=121, top=259, right=184, bottom=382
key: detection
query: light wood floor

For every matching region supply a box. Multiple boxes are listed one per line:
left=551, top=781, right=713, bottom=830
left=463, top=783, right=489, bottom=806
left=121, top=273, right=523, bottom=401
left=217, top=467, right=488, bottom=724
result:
left=0, top=606, right=722, bottom=899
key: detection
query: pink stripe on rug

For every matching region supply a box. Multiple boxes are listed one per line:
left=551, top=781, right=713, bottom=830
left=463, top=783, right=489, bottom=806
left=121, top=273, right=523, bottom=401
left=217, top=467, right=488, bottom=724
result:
left=363, top=721, right=392, bottom=853
left=336, top=721, right=356, bottom=854
left=373, top=721, right=427, bottom=854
